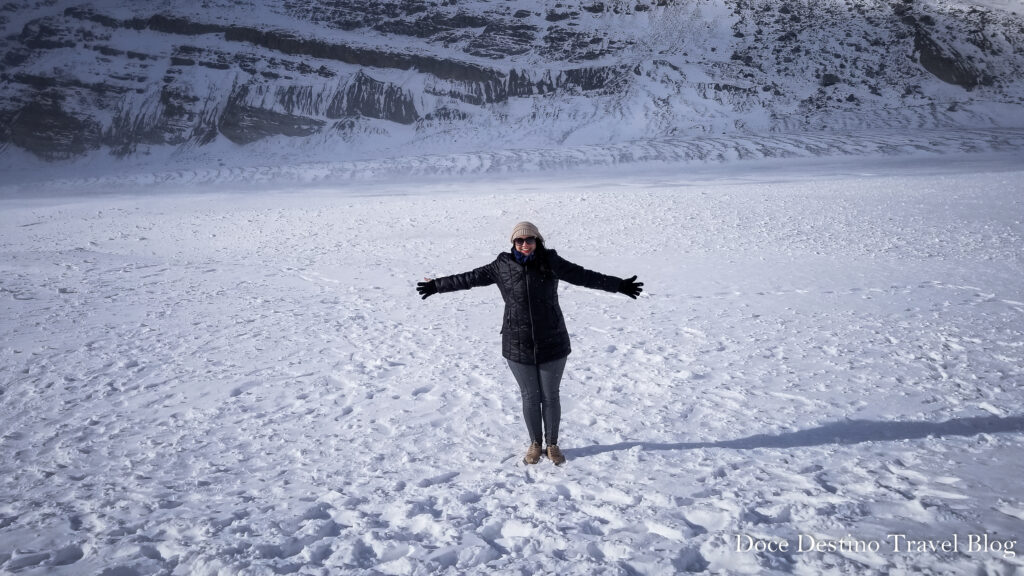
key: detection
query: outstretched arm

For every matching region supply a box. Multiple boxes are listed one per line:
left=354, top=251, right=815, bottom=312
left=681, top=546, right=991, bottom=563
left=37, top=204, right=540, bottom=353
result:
left=417, top=261, right=497, bottom=300
left=549, top=252, right=643, bottom=298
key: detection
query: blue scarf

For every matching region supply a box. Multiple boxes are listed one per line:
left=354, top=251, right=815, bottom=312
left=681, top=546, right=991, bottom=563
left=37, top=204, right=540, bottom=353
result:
left=513, top=249, right=534, bottom=265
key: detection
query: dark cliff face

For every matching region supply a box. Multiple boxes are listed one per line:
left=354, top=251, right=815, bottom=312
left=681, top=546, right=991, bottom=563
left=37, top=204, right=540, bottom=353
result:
left=0, top=0, right=1021, bottom=162
left=913, top=27, right=985, bottom=90
left=10, top=99, right=102, bottom=160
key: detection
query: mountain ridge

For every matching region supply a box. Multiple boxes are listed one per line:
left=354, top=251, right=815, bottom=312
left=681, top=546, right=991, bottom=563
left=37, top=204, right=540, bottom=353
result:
left=1, top=0, right=1022, bottom=172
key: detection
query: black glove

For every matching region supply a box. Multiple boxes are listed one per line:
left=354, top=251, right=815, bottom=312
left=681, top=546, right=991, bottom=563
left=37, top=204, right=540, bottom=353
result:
left=417, top=279, right=438, bottom=300
left=618, top=275, right=643, bottom=299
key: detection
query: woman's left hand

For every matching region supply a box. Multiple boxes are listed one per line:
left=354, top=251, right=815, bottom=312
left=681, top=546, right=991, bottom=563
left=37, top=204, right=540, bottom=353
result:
left=618, top=275, right=643, bottom=299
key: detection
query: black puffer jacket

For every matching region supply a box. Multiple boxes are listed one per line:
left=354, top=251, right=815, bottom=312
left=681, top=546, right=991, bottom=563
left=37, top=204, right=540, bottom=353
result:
left=434, top=249, right=622, bottom=364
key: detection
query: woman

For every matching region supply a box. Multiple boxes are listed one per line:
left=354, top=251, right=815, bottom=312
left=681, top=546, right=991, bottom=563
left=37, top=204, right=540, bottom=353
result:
left=416, top=222, right=643, bottom=465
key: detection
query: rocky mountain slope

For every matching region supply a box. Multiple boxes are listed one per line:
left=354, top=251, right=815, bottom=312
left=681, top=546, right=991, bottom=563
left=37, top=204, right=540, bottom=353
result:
left=1, top=0, right=1022, bottom=168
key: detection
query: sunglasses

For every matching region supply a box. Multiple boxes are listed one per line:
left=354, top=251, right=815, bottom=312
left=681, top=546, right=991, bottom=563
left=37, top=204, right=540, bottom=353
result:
left=513, top=237, right=537, bottom=246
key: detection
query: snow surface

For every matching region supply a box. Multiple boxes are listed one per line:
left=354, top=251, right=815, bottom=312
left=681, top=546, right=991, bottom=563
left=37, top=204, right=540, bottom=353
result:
left=2, top=152, right=1024, bottom=575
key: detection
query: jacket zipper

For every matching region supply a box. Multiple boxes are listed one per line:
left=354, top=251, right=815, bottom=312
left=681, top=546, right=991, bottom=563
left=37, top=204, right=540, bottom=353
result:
left=522, top=261, right=539, bottom=363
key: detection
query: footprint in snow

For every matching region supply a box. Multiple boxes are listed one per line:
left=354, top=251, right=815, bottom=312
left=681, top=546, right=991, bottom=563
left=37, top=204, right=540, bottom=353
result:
left=3, top=545, right=85, bottom=571
left=417, top=471, right=459, bottom=488
left=229, top=381, right=258, bottom=397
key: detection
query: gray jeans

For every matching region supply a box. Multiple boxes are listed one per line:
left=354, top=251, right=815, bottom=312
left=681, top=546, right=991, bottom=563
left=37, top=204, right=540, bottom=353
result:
left=506, top=356, right=568, bottom=446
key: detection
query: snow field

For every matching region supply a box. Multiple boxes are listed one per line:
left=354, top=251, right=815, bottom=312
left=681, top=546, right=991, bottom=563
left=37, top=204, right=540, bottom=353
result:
left=3, top=128, right=1024, bottom=195
left=2, top=158, right=1024, bottom=575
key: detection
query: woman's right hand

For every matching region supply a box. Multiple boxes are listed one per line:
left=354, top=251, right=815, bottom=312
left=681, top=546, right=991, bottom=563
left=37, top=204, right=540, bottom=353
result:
left=417, top=278, right=437, bottom=300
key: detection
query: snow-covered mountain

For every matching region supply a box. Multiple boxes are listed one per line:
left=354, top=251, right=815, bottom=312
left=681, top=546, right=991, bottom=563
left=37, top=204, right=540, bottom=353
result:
left=1, top=0, right=1023, bottom=173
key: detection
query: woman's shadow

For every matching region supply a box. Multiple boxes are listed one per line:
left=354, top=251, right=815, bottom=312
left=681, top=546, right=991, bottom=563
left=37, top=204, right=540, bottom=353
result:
left=565, top=414, right=1024, bottom=458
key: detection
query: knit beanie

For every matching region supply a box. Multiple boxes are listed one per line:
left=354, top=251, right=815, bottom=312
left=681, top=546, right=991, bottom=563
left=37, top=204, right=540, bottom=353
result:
left=510, top=221, right=544, bottom=243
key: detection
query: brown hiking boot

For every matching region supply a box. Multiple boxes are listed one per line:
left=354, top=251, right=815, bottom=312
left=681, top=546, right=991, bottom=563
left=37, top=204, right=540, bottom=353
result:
left=523, top=442, right=542, bottom=465
left=547, top=444, right=566, bottom=466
